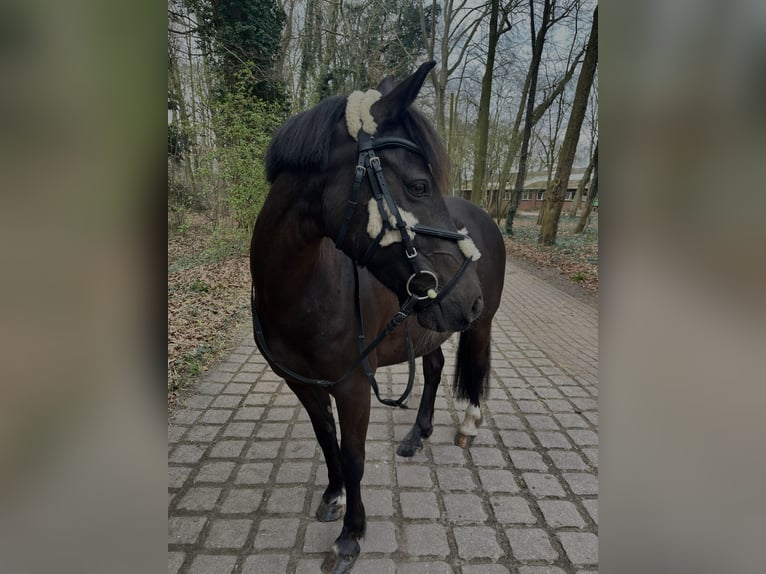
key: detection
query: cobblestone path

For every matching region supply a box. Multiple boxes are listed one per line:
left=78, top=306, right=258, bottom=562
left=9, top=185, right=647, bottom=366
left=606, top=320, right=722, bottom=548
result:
left=169, top=259, right=598, bottom=574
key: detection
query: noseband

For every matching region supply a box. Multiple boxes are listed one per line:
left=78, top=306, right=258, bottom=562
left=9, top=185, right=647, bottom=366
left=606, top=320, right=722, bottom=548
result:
left=252, top=130, right=475, bottom=407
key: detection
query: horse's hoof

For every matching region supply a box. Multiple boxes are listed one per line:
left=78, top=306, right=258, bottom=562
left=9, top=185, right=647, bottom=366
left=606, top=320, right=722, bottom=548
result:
left=396, top=439, right=422, bottom=457
left=454, top=433, right=474, bottom=448
left=321, top=541, right=360, bottom=574
left=316, top=496, right=345, bottom=522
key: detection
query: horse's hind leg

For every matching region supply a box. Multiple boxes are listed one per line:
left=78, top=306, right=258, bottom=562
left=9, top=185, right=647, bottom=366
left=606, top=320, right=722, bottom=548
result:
left=397, top=347, right=444, bottom=457
left=321, top=381, right=370, bottom=574
left=286, top=381, right=345, bottom=522
left=453, top=319, right=492, bottom=448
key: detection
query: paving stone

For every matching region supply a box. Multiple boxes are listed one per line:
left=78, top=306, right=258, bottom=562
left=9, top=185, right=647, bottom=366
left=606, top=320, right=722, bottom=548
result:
left=168, top=516, right=207, bottom=544
left=571, top=398, right=597, bottom=411
left=234, top=463, right=272, bottom=485
left=354, top=558, right=396, bottom=574
left=363, top=462, right=392, bottom=486
left=469, top=446, right=506, bottom=467
left=266, top=486, right=307, bottom=514
left=169, top=444, right=205, bottom=464
left=303, top=521, right=339, bottom=552
left=396, top=464, right=438, bottom=488
left=582, top=499, right=598, bottom=524
left=431, top=445, right=467, bottom=465
left=186, top=425, right=221, bottom=442
left=535, top=431, right=572, bottom=449
left=492, top=414, right=525, bottom=430
left=500, top=430, right=535, bottom=449
left=253, top=422, right=287, bottom=439
left=517, top=567, right=567, bottom=574
left=196, top=382, right=225, bottom=395
left=563, top=473, right=598, bottom=495
left=544, top=399, right=575, bottom=412
left=403, top=523, right=450, bottom=557
left=525, top=415, right=559, bottom=430
left=566, top=429, right=599, bottom=446
left=176, top=487, right=222, bottom=511
left=582, top=447, right=598, bottom=465
left=223, top=422, right=256, bottom=437
left=478, top=469, right=519, bottom=493
left=444, top=493, right=487, bottom=523
left=233, top=407, right=265, bottom=420
left=509, top=450, right=548, bottom=470
left=505, top=528, right=558, bottom=561
left=183, top=395, right=214, bottom=409
left=553, top=413, right=590, bottom=428
left=168, top=551, right=184, bottom=574
left=243, top=393, right=271, bottom=406
left=194, top=461, right=235, bottom=483
left=436, top=467, right=475, bottom=491
left=241, top=554, right=289, bottom=574
left=168, top=426, right=187, bottom=443
left=537, top=500, right=587, bottom=528
left=547, top=450, right=589, bottom=470
left=245, top=440, right=281, bottom=459
left=490, top=495, right=536, bottom=524
left=275, top=462, right=312, bottom=483
left=253, top=517, right=300, bottom=550
left=168, top=466, right=192, bottom=489
left=212, top=395, right=242, bottom=408
left=522, top=473, right=566, bottom=498
left=219, top=488, right=263, bottom=514
left=399, top=562, right=452, bottom=574
left=187, top=554, right=237, bottom=574
left=557, top=532, right=598, bottom=564
left=462, top=566, right=511, bottom=574
left=454, top=526, right=503, bottom=560
left=264, top=406, right=296, bottom=421
left=284, top=440, right=318, bottom=459
left=209, top=439, right=245, bottom=458
left=204, top=518, right=252, bottom=548
left=295, top=559, right=325, bottom=574
left=362, top=521, right=397, bottom=553
left=199, top=409, right=233, bottom=424
left=400, top=491, right=440, bottom=519
left=364, top=488, right=393, bottom=516
left=516, top=400, right=546, bottom=413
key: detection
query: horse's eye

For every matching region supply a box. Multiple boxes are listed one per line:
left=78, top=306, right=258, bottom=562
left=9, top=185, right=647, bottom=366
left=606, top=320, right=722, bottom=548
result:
left=408, top=181, right=430, bottom=198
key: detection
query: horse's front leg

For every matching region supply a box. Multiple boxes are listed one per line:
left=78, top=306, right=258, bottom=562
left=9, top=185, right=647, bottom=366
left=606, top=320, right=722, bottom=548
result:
left=321, top=378, right=370, bottom=574
left=285, top=381, right=346, bottom=522
left=397, top=347, right=444, bottom=457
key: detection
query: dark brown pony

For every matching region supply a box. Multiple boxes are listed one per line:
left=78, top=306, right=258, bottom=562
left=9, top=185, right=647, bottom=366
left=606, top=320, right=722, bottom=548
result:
left=250, top=62, right=506, bottom=573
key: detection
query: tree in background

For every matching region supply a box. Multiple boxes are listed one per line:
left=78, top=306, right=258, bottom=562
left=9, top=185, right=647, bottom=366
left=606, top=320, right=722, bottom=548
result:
left=503, top=0, right=552, bottom=232
left=538, top=5, right=597, bottom=245
left=191, top=0, right=286, bottom=103
left=575, top=141, right=598, bottom=233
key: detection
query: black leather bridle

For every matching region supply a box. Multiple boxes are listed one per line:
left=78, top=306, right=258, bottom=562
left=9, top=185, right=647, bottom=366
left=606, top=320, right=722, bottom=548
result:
left=252, top=130, right=474, bottom=407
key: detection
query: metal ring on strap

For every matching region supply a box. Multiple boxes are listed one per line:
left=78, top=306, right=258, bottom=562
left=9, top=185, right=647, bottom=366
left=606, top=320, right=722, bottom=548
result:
left=406, top=270, right=439, bottom=301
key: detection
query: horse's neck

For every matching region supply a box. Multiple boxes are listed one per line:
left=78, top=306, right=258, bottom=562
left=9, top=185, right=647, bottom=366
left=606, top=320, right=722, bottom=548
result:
left=252, top=193, right=343, bottom=313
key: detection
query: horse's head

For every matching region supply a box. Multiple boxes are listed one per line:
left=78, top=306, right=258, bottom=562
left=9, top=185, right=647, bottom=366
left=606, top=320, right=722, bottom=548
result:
left=324, top=62, right=484, bottom=332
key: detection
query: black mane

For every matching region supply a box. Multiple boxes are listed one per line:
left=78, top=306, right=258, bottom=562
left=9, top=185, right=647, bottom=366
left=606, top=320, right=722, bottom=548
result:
left=264, top=94, right=450, bottom=194
left=265, top=95, right=347, bottom=183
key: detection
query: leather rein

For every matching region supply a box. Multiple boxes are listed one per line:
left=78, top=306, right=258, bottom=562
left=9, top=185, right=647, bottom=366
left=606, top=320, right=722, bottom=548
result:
left=251, top=130, right=472, bottom=407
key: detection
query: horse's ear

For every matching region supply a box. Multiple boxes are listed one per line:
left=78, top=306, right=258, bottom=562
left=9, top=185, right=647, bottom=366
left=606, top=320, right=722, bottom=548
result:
left=376, top=75, right=396, bottom=95
left=372, top=61, right=435, bottom=124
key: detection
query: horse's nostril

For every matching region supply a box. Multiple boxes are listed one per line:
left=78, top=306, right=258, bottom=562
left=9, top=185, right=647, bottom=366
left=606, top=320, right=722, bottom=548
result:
left=471, top=296, right=484, bottom=318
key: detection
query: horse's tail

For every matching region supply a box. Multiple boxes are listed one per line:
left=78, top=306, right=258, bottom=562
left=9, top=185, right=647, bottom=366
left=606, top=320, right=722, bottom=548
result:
left=452, top=327, right=491, bottom=405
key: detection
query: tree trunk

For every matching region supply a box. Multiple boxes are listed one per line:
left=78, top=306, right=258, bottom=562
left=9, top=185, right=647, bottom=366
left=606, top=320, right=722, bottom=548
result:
left=569, top=142, right=597, bottom=217
left=470, top=0, right=500, bottom=207
left=505, top=0, right=551, bottom=235
left=575, top=150, right=598, bottom=233
left=539, top=6, right=598, bottom=246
